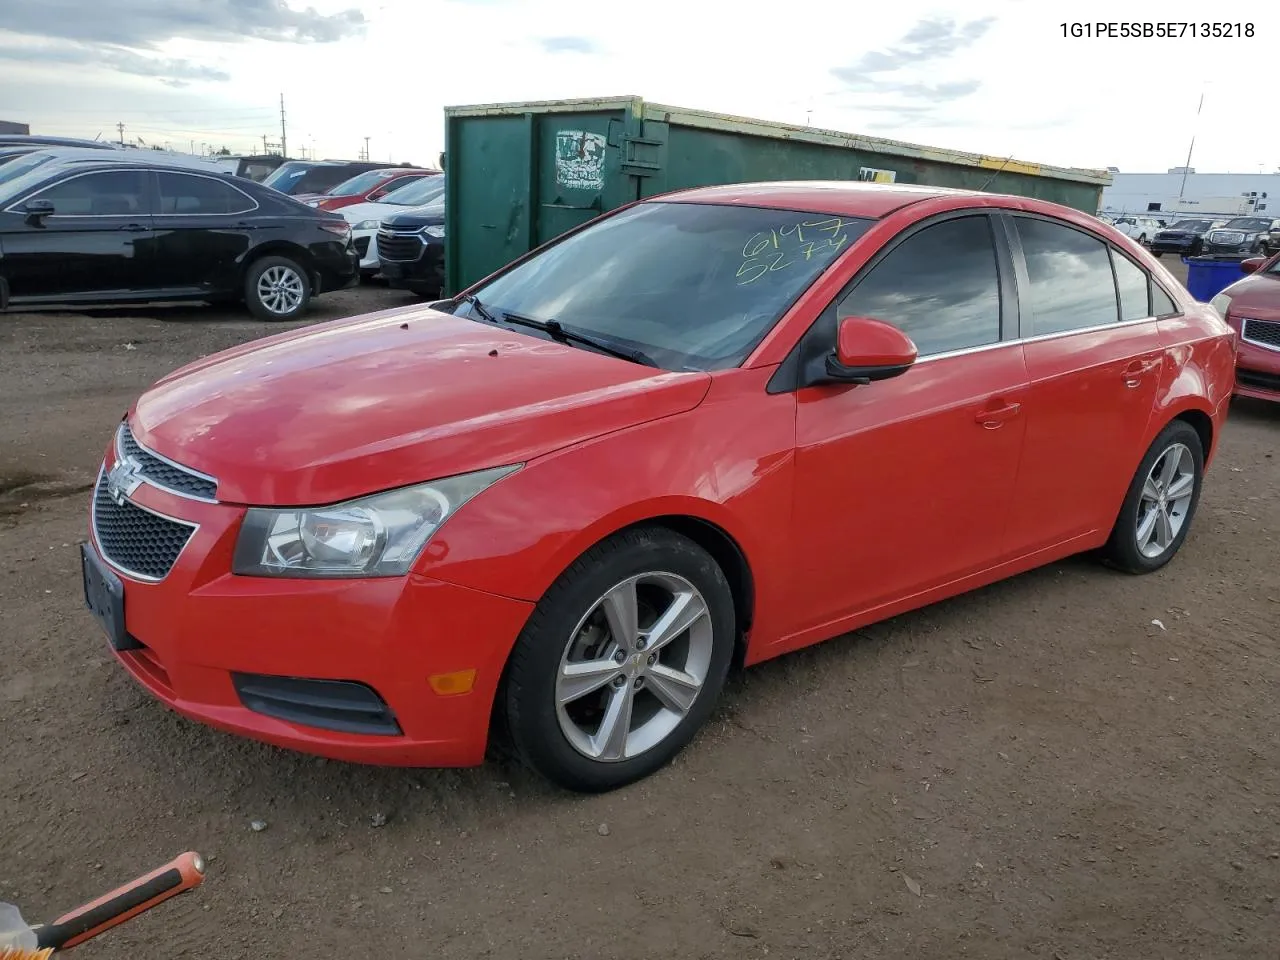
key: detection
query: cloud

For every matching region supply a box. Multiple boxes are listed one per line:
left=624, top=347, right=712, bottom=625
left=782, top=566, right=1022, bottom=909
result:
left=0, top=41, right=229, bottom=86
left=838, top=78, right=981, bottom=101
left=832, top=16, right=996, bottom=79
left=538, top=35, right=599, bottom=54
left=0, top=0, right=366, bottom=49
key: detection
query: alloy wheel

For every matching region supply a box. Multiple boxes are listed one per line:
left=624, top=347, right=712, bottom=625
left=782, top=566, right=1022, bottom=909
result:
left=1136, top=442, right=1196, bottom=559
left=256, top=265, right=305, bottom=316
left=555, top=572, right=714, bottom=762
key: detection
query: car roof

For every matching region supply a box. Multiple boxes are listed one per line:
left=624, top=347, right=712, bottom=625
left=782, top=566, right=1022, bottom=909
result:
left=655, top=180, right=988, bottom=219
left=25, top=148, right=234, bottom=175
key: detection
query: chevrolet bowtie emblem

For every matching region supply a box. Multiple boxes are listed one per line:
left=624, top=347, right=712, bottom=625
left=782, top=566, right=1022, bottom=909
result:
left=106, top=455, right=145, bottom=505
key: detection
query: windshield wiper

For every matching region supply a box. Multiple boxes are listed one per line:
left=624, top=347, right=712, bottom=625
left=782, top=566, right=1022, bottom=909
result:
left=498, top=311, right=659, bottom=368
left=455, top=293, right=495, bottom=323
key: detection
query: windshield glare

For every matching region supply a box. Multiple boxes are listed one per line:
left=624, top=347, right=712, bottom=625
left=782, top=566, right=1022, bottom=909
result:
left=470, top=201, right=872, bottom=372
left=326, top=169, right=396, bottom=197
left=0, top=152, right=57, bottom=191
left=262, top=162, right=312, bottom=189
left=380, top=175, right=444, bottom=206
left=1224, top=217, right=1270, bottom=231
left=1170, top=220, right=1211, bottom=231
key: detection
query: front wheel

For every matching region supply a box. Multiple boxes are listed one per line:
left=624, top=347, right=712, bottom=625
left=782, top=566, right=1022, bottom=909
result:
left=1152, top=250, right=1163, bottom=258
left=1102, top=420, right=1205, bottom=574
left=1137, top=233, right=1147, bottom=244
left=504, top=527, right=737, bottom=792
left=245, top=255, right=311, bottom=321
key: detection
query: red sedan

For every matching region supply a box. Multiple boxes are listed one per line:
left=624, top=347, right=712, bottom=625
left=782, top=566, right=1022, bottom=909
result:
left=81, top=182, right=1236, bottom=792
left=296, top=167, right=439, bottom=212
left=1210, top=251, right=1280, bottom=402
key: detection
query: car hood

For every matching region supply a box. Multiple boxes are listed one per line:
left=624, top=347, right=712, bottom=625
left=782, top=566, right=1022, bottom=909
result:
left=340, top=200, right=395, bottom=224
left=129, top=308, right=712, bottom=506
left=381, top=207, right=444, bottom=230
left=1221, top=271, right=1280, bottom=315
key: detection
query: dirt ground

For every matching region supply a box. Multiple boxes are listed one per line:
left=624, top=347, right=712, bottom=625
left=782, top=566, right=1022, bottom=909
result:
left=3, top=268, right=1280, bottom=960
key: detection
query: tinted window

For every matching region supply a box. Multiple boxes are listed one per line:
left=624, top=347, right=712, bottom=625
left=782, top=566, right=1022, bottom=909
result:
left=380, top=175, right=444, bottom=206
left=836, top=215, right=1001, bottom=356
left=157, top=172, right=254, bottom=215
left=1016, top=217, right=1117, bottom=335
left=472, top=202, right=873, bottom=372
left=35, top=170, right=147, bottom=216
left=1152, top=283, right=1179, bottom=315
left=297, top=167, right=355, bottom=195
left=1112, top=250, right=1150, bottom=321
left=326, top=169, right=399, bottom=197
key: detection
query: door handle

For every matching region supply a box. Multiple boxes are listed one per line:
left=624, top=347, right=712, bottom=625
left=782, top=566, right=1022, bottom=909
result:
left=975, top=402, right=1022, bottom=429
left=119, top=223, right=148, bottom=232
left=1122, top=358, right=1160, bottom=387
left=234, top=222, right=261, bottom=231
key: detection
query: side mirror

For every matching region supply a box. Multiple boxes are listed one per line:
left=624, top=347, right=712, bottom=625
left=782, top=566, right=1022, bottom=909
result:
left=823, top=316, right=918, bottom=385
left=24, top=198, right=54, bottom=224
left=1241, top=257, right=1266, bottom=275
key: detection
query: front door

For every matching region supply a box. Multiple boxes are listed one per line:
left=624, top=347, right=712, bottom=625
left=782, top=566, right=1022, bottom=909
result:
left=1001, top=215, right=1164, bottom=554
left=1, top=169, right=153, bottom=302
left=788, top=214, right=1030, bottom=637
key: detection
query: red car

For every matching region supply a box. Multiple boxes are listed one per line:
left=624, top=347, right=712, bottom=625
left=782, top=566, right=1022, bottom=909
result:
left=81, top=182, right=1236, bottom=792
left=1210, top=251, right=1280, bottom=402
left=296, top=168, right=438, bottom=212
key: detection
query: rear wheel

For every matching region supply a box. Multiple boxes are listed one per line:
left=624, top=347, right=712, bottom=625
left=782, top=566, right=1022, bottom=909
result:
left=1102, top=420, right=1204, bottom=574
left=245, top=255, right=311, bottom=321
left=1137, top=233, right=1147, bottom=244
left=504, top=527, right=736, bottom=792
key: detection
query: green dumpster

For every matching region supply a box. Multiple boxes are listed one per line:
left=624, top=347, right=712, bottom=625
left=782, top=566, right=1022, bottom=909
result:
left=442, top=95, right=1112, bottom=295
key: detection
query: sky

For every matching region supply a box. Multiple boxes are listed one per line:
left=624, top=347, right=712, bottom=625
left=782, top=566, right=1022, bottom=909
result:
left=0, top=0, right=1276, bottom=174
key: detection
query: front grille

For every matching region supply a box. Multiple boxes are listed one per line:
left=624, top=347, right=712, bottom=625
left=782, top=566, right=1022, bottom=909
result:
left=1211, top=231, right=1245, bottom=245
left=353, top=236, right=370, bottom=257
left=232, top=674, right=402, bottom=736
left=1242, top=319, right=1280, bottom=351
left=1237, top=368, right=1280, bottom=393
left=377, top=232, right=424, bottom=262
left=118, top=424, right=217, bottom=500
left=92, top=474, right=196, bottom=580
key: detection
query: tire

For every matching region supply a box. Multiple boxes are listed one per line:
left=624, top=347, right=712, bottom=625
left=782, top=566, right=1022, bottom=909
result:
left=504, top=526, right=736, bottom=792
left=1152, top=251, right=1163, bottom=258
left=244, top=255, right=311, bottom=321
left=1102, top=420, right=1205, bottom=575
left=1137, top=234, right=1146, bottom=245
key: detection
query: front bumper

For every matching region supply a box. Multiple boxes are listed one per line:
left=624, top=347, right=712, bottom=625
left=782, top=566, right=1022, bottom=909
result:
left=1151, top=238, right=1198, bottom=254
left=351, top=229, right=380, bottom=273
left=1231, top=318, right=1280, bottom=402
left=377, top=232, right=444, bottom=294
left=85, top=462, right=533, bottom=767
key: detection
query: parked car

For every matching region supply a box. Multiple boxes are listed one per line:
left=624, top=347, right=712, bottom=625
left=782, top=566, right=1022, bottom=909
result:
left=295, top=167, right=438, bottom=212
left=81, top=182, right=1234, bottom=792
left=1201, top=216, right=1280, bottom=257
left=211, top=154, right=287, bottom=183
left=1109, top=215, right=1164, bottom=245
left=376, top=185, right=445, bottom=296
left=1266, top=224, right=1280, bottom=257
left=1209, top=252, right=1280, bottom=401
left=1149, top=218, right=1227, bottom=257
left=260, top=159, right=403, bottom=197
left=0, top=147, right=228, bottom=189
left=0, top=154, right=357, bottom=320
left=339, top=175, right=448, bottom=278
left=0, top=135, right=119, bottom=151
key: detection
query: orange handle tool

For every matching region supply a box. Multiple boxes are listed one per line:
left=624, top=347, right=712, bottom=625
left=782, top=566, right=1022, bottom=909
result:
left=34, top=852, right=205, bottom=952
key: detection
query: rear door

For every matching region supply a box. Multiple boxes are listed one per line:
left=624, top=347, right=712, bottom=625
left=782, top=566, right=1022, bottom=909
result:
left=1001, top=214, right=1165, bottom=554
left=151, top=172, right=258, bottom=294
left=1, top=168, right=153, bottom=301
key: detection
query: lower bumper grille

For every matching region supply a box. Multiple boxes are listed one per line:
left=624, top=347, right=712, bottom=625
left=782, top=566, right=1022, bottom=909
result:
left=92, top=474, right=196, bottom=581
left=354, top=236, right=370, bottom=258
left=377, top=233, right=424, bottom=262
left=232, top=674, right=402, bottom=736
left=1237, top=368, right=1280, bottom=393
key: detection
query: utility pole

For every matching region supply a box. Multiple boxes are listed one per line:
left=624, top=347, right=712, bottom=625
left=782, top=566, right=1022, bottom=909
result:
left=279, top=93, right=288, bottom=160
left=1178, top=89, right=1206, bottom=202
left=116, top=121, right=125, bottom=145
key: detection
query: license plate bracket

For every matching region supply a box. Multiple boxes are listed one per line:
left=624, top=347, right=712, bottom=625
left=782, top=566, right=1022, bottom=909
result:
left=81, top=543, right=137, bottom=651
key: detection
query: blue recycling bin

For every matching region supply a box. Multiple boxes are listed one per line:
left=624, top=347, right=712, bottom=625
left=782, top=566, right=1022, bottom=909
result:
left=1182, top=256, right=1247, bottom=302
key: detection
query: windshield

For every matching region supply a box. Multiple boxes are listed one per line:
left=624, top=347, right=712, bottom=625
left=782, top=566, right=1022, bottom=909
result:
left=0, top=151, right=57, bottom=188
left=261, top=162, right=315, bottom=190
left=379, top=175, right=444, bottom=206
left=468, top=201, right=873, bottom=372
left=325, top=169, right=398, bottom=197
left=1170, top=220, right=1212, bottom=231
left=1224, top=217, right=1271, bottom=231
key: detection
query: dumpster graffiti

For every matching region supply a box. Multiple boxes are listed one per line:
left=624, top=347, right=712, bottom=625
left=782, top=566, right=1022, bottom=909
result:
left=555, top=130, right=608, bottom=190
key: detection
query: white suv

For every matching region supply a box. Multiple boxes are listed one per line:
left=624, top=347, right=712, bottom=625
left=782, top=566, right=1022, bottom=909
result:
left=1109, top=216, right=1164, bottom=245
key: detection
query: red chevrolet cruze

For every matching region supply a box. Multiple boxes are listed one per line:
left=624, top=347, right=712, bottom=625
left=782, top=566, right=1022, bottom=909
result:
left=82, top=182, right=1236, bottom=792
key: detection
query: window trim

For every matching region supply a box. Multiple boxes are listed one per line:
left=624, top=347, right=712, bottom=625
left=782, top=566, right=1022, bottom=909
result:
left=1109, top=246, right=1152, bottom=321
left=153, top=170, right=259, bottom=217
left=4, top=167, right=154, bottom=218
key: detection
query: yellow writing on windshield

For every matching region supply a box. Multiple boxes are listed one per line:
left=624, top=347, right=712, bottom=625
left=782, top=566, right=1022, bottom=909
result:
left=737, top=218, right=852, bottom=285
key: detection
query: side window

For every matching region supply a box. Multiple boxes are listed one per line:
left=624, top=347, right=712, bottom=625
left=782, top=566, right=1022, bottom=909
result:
left=1152, top=282, right=1178, bottom=317
left=836, top=215, right=1001, bottom=356
left=1111, top=250, right=1151, bottom=321
left=1015, top=216, right=1118, bottom=335
left=157, top=173, right=255, bottom=215
left=35, top=170, right=147, bottom=216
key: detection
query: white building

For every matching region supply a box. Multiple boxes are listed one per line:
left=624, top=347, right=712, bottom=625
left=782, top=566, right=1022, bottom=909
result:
left=1099, top=169, right=1280, bottom=218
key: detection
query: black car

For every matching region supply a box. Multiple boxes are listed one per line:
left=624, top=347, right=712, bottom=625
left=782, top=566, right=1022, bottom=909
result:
left=376, top=188, right=445, bottom=297
left=0, top=135, right=119, bottom=151
left=1201, top=216, right=1280, bottom=257
left=0, top=155, right=358, bottom=320
left=1149, top=218, right=1226, bottom=257
left=260, top=159, right=404, bottom=197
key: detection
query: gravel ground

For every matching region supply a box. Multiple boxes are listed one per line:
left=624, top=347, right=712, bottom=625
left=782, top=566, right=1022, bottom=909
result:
left=3, top=265, right=1280, bottom=960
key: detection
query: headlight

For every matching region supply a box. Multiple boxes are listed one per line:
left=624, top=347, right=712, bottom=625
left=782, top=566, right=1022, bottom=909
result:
left=1209, top=292, right=1232, bottom=317
left=352, top=219, right=380, bottom=231
left=423, top=224, right=445, bottom=238
left=232, top=465, right=520, bottom=578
